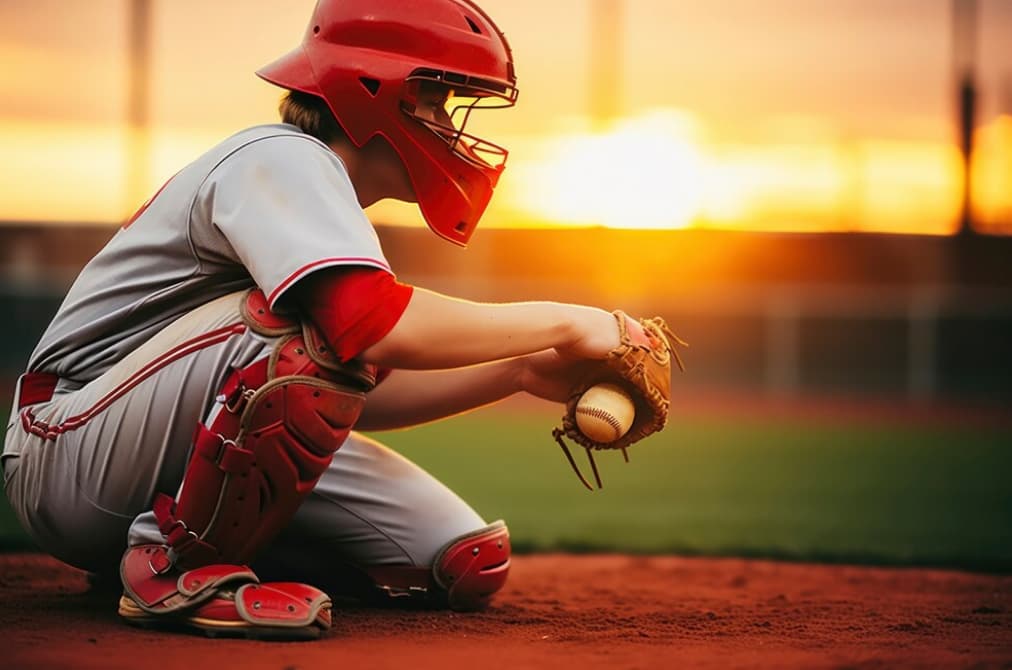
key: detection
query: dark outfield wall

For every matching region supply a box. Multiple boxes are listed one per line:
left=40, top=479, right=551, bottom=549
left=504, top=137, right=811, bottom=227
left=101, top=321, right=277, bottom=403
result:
left=2, top=225, right=1011, bottom=403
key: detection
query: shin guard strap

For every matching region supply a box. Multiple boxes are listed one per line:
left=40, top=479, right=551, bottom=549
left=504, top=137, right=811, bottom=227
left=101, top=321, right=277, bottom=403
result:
left=192, top=424, right=254, bottom=474
left=121, top=544, right=257, bottom=614
left=154, top=494, right=219, bottom=567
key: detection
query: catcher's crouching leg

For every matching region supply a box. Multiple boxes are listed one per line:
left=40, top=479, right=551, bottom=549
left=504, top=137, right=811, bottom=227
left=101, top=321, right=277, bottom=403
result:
left=361, top=521, right=511, bottom=611
left=119, top=290, right=375, bottom=639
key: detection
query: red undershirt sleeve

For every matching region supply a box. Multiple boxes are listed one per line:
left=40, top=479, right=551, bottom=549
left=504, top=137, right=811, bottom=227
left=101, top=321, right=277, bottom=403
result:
left=291, top=266, right=414, bottom=367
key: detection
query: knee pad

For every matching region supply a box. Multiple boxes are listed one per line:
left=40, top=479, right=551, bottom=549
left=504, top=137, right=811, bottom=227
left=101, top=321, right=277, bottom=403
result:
left=153, top=289, right=375, bottom=569
left=433, top=520, right=512, bottom=611
left=359, top=521, right=512, bottom=611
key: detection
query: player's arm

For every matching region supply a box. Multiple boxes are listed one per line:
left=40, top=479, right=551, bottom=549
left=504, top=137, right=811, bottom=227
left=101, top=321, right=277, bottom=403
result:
left=292, top=267, right=623, bottom=371
left=354, top=361, right=519, bottom=430
left=355, top=349, right=600, bottom=431
left=360, top=287, right=619, bottom=368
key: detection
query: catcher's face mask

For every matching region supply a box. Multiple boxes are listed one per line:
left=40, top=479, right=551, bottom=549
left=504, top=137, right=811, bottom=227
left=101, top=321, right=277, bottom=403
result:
left=401, top=74, right=515, bottom=172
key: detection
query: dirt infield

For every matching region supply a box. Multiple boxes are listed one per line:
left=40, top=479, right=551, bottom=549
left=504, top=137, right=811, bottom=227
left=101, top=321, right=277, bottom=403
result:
left=3, top=554, right=1010, bottom=669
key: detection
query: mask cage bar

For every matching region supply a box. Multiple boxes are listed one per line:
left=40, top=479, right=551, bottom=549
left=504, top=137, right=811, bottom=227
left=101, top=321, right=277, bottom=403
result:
left=408, top=67, right=518, bottom=102
left=401, top=68, right=517, bottom=170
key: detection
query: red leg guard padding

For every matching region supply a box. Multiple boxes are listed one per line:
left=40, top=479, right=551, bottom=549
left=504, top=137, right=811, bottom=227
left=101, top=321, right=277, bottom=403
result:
left=120, top=290, right=376, bottom=637
left=356, top=521, right=512, bottom=611
left=154, top=290, right=373, bottom=569
left=354, top=522, right=510, bottom=611
left=433, top=520, right=511, bottom=611
left=165, top=372, right=364, bottom=566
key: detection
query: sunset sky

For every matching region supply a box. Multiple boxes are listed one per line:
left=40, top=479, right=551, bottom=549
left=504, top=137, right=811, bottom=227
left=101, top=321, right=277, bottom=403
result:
left=1, top=0, right=1010, bottom=233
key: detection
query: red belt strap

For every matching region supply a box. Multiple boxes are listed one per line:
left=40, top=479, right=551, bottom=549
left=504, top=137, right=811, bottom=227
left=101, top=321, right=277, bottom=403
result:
left=18, top=372, right=59, bottom=410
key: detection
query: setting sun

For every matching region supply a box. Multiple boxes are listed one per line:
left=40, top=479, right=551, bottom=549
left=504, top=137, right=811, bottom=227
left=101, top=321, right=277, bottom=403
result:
left=510, top=112, right=704, bottom=229
left=494, top=109, right=976, bottom=235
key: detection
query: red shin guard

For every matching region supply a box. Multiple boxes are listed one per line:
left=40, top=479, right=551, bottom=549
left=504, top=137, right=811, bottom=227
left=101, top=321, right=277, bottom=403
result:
left=154, top=290, right=373, bottom=568
left=120, top=290, right=376, bottom=638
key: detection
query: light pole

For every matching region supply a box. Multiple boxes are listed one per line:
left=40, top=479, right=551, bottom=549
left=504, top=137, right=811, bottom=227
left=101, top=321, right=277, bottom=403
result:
left=126, top=0, right=152, bottom=218
left=952, top=0, right=978, bottom=236
left=589, top=0, right=623, bottom=129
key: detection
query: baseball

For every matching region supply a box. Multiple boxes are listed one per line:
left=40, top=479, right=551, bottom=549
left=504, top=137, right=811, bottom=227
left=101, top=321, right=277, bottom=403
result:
left=575, top=383, right=635, bottom=443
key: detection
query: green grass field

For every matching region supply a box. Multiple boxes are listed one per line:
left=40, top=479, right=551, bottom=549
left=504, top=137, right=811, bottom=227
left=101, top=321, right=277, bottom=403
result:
left=2, top=408, right=1010, bottom=570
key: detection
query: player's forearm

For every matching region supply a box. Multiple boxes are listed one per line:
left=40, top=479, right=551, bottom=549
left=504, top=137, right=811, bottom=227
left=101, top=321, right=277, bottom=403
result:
left=355, top=358, right=523, bottom=431
left=360, top=287, right=614, bottom=369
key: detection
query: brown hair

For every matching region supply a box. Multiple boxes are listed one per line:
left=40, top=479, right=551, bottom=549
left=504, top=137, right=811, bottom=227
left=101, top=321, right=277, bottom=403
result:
left=279, top=90, right=346, bottom=144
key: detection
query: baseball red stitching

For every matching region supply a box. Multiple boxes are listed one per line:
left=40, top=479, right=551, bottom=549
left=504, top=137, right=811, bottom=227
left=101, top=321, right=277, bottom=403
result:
left=575, top=406, right=623, bottom=441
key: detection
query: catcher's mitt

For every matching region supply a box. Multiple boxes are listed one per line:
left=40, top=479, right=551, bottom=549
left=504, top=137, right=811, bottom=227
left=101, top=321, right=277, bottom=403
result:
left=552, top=311, right=687, bottom=490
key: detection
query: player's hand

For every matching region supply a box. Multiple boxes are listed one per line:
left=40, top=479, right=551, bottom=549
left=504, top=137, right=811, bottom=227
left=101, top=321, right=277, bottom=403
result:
left=518, top=348, right=604, bottom=403
left=559, top=305, right=649, bottom=360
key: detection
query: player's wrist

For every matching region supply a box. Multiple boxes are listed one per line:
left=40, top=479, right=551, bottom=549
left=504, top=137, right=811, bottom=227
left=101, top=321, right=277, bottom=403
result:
left=558, top=305, right=619, bottom=360
left=513, top=355, right=535, bottom=396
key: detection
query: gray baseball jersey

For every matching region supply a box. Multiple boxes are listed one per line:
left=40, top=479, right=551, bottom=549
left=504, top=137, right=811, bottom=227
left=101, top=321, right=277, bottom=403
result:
left=26, top=123, right=389, bottom=387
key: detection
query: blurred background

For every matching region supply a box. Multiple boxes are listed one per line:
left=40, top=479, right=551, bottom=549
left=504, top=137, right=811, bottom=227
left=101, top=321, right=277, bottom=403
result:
left=0, top=1, right=1009, bottom=569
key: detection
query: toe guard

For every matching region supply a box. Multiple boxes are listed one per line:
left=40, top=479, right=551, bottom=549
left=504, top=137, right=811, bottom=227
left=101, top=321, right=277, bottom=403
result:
left=235, top=582, right=333, bottom=629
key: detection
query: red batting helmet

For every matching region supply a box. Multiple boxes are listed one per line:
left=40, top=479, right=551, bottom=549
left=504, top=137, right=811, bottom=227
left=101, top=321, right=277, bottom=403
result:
left=257, top=0, right=518, bottom=246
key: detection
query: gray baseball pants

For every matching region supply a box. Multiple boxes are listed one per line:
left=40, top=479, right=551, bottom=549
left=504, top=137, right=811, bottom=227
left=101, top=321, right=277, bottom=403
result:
left=2, top=291, right=486, bottom=586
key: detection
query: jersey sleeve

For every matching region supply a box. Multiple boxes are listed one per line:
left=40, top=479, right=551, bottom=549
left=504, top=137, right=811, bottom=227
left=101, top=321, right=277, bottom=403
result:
left=202, top=134, right=391, bottom=308
left=292, top=266, right=414, bottom=362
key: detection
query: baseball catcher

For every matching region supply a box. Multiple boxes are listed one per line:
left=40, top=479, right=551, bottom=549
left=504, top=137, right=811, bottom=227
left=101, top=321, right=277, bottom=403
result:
left=2, top=0, right=684, bottom=641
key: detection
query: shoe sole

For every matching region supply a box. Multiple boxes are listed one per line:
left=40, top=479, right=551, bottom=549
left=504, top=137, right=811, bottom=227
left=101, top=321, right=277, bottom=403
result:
left=118, top=595, right=327, bottom=641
